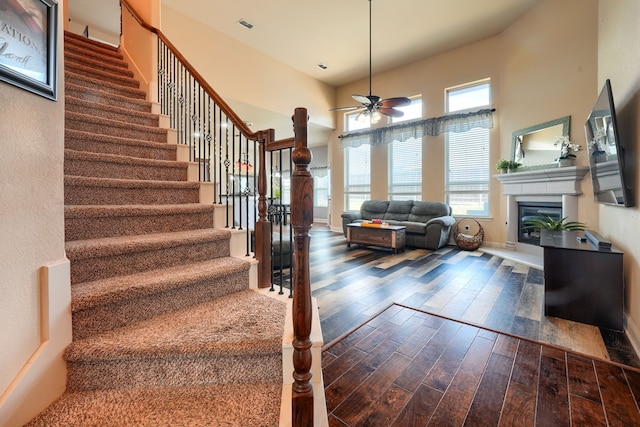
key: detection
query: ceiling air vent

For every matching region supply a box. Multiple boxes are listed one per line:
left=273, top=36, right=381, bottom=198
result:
left=237, top=18, right=254, bottom=30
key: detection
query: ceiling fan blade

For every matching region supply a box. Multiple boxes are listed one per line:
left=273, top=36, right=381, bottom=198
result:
left=352, top=94, right=373, bottom=105
left=379, top=97, right=412, bottom=108
left=378, top=107, right=405, bottom=118
left=329, top=106, right=361, bottom=112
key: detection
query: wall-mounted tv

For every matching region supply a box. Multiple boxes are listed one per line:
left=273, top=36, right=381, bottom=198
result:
left=584, top=79, right=633, bottom=207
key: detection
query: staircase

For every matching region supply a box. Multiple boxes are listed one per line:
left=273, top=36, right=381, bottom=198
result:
left=26, top=32, right=287, bottom=426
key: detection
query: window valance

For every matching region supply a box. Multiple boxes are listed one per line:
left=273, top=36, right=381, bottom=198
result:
left=339, top=108, right=495, bottom=149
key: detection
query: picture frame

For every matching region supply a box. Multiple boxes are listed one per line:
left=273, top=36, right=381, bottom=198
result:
left=0, top=0, right=58, bottom=100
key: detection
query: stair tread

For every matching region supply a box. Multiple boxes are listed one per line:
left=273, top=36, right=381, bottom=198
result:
left=64, top=149, right=186, bottom=169
left=65, top=82, right=151, bottom=111
left=65, top=203, right=215, bottom=218
left=65, top=70, right=146, bottom=98
left=66, top=111, right=167, bottom=135
left=64, top=175, right=199, bottom=189
left=25, top=383, right=282, bottom=427
left=71, top=257, right=250, bottom=312
left=65, top=129, right=174, bottom=152
left=65, top=229, right=229, bottom=259
left=65, top=96, right=158, bottom=121
left=66, top=290, right=286, bottom=361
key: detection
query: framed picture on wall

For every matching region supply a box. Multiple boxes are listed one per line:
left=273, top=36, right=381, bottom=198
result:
left=0, top=0, right=58, bottom=100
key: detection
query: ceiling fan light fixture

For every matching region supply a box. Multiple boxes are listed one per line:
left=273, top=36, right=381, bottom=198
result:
left=371, top=111, right=382, bottom=124
left=329, top=0, right=410, bottom=119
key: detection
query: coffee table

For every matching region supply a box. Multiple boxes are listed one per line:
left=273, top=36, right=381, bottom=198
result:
left=346, top=223, right=406, bottom=254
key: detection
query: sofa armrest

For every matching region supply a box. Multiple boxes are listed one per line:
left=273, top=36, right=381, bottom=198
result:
left=426, top=215, right=456, bottom=227
left=341, top=211, right=362, bottom=236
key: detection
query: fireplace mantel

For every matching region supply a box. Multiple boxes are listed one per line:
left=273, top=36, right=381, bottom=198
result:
left=494, top=166, right=589, bottom=255
left=494, top=166, right=589, bottom=196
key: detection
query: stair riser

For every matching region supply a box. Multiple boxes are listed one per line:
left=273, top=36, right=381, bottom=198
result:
left=65, top=210, right=214, bottom=241
left=66, top=62, right=140, bottom=89
left=72, top=270, right=249, bottom=340
left=66, top=85, right=151, bottom=113
left=65, top=158, right=187, bottom=181
left=66, top=353, right=282, bottom=391
left=65, top=101, right=159, bottom=128
left=65, top=132, right=176, bottom=161
left=66, top=116, right=168, bottom=143
left=65, top=52, right=132, bottom=77
left=64, top=35, right=122, bottom=60
left=68, top=239, right=230, bottom=284
left=65, top=74, right=146, bottom=100
left=64, top=183, right=200, bottom=205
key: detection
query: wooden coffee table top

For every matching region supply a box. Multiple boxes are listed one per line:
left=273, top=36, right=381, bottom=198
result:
left=346, top=223, right=406, bottom=230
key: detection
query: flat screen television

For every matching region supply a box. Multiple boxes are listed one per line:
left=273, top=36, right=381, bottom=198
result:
left=584, top=79, right=633, bottom=207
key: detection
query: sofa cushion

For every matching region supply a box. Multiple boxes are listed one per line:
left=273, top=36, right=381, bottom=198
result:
left=402, top=221, right=427, bottom=234
left=408, top=201, right=451, bottom=222
left=383, top=200, right=413, bottom=221
left=360, top=200, right=390, bottom=220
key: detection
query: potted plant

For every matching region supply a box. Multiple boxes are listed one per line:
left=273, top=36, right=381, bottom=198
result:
left=554, top=136, right=582, bottom=167
left=522, top=216, right=586, bottom=232
left=496, top=159, right=510, bottom=173
left=508, top=160, right=522, bottom=172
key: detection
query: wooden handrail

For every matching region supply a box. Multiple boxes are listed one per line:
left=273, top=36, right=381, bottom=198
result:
left=120, top=0, right=257, bottom=141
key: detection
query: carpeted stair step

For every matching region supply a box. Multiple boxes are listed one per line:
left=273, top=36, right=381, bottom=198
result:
left=65, top=129, right=176, bottom=161
left=64, top=149, right=187, bottom=181
left=66, top=111, right=168, bottom=142
left=65, top=229, right=231, bottom=284
left=64, top=49, right=132, bottom=78
left=64, top=31, right=122, bottom=60
left=71, top=257, right=251, bottom=339
left=66, top=71, right=146, bottom=100
left=66, top=96, right=159, bottom=127
left=66, top=82, right=152, bottom=114
left=64, top=176, right=200, bottom=205
left=64, top=290, right=286, bottom=391
left=65, top=204, right=215, bottom=241
left=25, top=383, right=282, bottom=427
left=65, top=60, right=141, bottom=89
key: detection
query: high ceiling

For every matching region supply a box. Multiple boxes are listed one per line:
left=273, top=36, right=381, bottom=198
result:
left=160, top=0, right=539, bottom=87
left=70, top=0, right=539, bottom=87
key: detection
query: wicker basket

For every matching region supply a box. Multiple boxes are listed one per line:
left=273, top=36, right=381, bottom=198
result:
left=452, top=218, right=484, bottom=251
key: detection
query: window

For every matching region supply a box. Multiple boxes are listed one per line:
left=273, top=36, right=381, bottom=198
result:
left=344, top=111, right=371, bottom=210
left=312, top=167, right=330, bottom=208
left=389, top=97, right=423, bottom=200
left=445, top=81, right=491, bottom=216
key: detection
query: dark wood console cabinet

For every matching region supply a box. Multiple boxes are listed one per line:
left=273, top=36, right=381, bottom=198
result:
left=540, top=230, right=623, bottom=331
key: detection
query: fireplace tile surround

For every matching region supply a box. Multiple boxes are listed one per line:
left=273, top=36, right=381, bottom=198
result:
left=492, top=166, right=590, bottom=265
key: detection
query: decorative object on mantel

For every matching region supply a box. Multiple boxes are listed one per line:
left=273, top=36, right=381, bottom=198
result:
left=496, top=159, right=510, bottom=173
left=554, top=135, right=582, bottom=167
left=452, top=218, right=484, bottom=251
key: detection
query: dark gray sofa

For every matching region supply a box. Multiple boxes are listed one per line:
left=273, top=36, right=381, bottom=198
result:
left=341, top=200, right=455, bottom=250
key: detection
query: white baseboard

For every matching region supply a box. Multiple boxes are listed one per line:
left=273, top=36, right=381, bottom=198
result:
left=0, top=258, right=72, bottom=427
left=625, top=312, right=640, bottom=359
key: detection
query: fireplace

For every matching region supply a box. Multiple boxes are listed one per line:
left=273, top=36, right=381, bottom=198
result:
left=518, top=202, right=562, bottom=246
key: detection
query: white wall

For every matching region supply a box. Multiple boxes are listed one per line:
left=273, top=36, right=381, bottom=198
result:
left=0, top=0, right=71, bottom=425
left=597, top=0, right=640, bottom=352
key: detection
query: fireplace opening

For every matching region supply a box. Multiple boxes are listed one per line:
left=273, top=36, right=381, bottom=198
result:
left=518, top=202, right=562, bottom=246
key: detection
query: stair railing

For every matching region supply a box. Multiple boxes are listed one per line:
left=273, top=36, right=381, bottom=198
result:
left=120, top=0, right=300, bottom=290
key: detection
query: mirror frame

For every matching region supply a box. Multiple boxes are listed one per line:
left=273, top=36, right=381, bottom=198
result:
left=511, top=115, right=571, bottom=170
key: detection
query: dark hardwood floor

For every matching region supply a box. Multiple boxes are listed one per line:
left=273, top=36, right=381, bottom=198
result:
left=302, top=228, right=640, bottom=368
left=322, top=304, right=640, bottom=426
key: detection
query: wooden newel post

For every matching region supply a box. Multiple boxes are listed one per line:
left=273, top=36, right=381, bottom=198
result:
left=291, top=107, right=314, bottom=425
left=256, top=129, right=274, bottom=289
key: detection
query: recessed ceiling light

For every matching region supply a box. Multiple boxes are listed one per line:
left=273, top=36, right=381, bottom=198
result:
left=238, top=18, right=254, bottom=30
left=317, top=63, right=328, bottom=70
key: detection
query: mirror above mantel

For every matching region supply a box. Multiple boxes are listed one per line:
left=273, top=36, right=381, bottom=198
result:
left=511, top=116, right=571, bottom=170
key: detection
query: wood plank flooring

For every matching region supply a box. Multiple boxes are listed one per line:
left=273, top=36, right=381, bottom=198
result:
left=322, top=304, right=640, bottom=426
left=302, top=228, right=640, bottom=368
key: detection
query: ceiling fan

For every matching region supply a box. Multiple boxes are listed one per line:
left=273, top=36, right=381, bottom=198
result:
left=330, top=0, right=411, bottom=123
